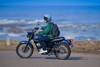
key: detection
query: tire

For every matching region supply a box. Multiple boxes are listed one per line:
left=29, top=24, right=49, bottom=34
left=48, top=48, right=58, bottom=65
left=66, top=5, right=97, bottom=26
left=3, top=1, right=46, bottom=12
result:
left=16, top=43, right=34, bottom=58
left=54, top=42, right=71, bottom=60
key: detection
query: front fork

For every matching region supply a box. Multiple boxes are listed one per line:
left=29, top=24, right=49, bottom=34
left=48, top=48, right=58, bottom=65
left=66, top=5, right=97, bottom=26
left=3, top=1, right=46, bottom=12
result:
left=24, top=39, right=32, bottom=52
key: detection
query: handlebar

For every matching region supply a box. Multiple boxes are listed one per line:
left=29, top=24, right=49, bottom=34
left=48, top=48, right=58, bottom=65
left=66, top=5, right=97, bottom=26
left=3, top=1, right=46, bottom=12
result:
left=29, top=22, right=40, bottom=34
left=34, top=27, right=39, bottom=30
left=27, top=22, right=40, bottom=38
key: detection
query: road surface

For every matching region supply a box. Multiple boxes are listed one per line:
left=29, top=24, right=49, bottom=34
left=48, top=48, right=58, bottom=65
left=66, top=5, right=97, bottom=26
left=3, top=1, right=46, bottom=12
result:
left=0, top=51, right=100, bottom=67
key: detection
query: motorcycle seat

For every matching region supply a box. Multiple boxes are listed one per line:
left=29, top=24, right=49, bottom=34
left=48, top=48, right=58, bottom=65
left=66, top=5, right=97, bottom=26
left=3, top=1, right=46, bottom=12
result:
left=50, top=37, right=65, bottom=42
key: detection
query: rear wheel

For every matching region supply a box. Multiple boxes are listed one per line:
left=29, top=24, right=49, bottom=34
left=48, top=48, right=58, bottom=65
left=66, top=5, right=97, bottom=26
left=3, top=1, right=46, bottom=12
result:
left=54, top=42, right=71, bottom=60
left=16, top=43, right=34, bottom=58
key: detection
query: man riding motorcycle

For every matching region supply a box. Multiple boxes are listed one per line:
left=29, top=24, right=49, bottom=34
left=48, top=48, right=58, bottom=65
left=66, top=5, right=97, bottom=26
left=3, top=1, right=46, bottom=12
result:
left=35, top=14, right=57, bottom=54
left=16, top=14, right=73, bottom=60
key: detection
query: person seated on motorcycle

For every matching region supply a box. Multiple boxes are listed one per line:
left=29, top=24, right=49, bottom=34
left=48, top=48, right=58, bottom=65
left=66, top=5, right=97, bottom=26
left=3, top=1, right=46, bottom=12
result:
left=35, top=14, right=54, bottom=54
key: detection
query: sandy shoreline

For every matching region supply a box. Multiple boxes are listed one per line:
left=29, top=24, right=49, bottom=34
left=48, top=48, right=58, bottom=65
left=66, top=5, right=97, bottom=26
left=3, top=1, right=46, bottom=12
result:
left=0, top=40, right=100, bottom=54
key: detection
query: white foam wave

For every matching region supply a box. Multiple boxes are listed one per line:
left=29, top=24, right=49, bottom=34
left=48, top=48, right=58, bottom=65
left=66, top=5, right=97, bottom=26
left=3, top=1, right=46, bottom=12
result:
left=64, top=33, right=79, bottom=39
left=0, top=19, right=44, bottom=24
left=8, top=33, right=21, bottom=37
left=0, top=19, right=100, bottom=28
left=0, top=19, right=25, bottom=24
left=27, top=19, right=44, bottom=24
left=58, top=24, right=100, bottom=28
left=0, top=32, right=6, bottom=35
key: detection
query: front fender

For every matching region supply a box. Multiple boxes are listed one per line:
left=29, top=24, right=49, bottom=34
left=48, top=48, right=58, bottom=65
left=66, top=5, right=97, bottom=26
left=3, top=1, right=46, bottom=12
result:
left=19, top=41, right=34, bottom=49
left=62, top=40, right=73, bottom=47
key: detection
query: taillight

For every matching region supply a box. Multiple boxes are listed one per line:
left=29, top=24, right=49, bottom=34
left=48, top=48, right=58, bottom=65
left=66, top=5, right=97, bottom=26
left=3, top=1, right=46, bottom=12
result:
left=69, top=39, right=74, bottom=47
left=70, top=39, right=73, bottom=42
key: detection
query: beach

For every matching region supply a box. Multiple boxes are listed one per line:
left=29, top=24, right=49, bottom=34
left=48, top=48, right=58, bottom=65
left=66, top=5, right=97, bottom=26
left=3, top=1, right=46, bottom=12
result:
left=0, top=40, right=100, bottom=54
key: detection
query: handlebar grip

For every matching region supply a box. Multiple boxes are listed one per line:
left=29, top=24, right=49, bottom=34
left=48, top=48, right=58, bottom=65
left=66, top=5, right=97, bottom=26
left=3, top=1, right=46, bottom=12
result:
left=35, top=27, right=39, bottom=30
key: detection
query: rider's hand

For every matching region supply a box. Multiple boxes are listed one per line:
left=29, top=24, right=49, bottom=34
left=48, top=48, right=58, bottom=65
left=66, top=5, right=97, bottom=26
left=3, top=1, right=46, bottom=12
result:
left=35, top=27, right=39, bottom=30
left=35, top=27, right=42, bottom=30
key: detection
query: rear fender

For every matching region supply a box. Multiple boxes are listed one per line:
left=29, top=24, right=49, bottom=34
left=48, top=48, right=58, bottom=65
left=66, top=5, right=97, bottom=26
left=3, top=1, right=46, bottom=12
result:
left=62, top=40, right=73, bottom=47
left=19, top=41, right=34, bottom=49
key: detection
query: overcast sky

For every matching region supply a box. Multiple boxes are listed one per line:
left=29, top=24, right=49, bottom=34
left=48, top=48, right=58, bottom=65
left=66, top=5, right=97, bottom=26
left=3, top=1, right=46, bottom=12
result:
left=0, top=0, right=100, bottom=6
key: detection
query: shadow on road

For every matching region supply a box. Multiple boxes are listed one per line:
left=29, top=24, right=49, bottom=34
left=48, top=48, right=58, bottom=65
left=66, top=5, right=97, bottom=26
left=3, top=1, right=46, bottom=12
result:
left=46, top=56, right=87, bottom=60
left=68, top=56, right=87, bottom=60
left=30, top=56, right=87, bottom=60
left=31, top=56, right=58, bottom=60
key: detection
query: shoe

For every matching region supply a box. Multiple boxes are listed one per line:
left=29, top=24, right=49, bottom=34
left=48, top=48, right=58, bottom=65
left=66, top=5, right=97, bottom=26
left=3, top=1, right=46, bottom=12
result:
left=39, top=49, right=47, bottom=54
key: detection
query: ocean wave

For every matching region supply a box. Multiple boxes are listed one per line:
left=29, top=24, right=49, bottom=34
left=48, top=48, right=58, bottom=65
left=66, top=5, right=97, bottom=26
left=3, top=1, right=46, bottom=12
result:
left=0, top=19, right=43, bottom=24
left=0, top=32, right=22, bottom=37
left=0, top=19, right=100, bottom=29
left=58, top=24, right=100, bottom=28
left=0, top=32, right=6, bottom=35
left=27, top=19, right=44, bottom=24
left=0, top=19, right=22, bottom=24
left=8, top=33, right=21, bottom=37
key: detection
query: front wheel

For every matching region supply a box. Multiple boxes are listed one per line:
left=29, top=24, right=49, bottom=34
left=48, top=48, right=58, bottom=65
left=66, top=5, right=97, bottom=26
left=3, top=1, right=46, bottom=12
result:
left=54, top=42, right=71, bottom=60
left=16, top=43, right=34, bottom=58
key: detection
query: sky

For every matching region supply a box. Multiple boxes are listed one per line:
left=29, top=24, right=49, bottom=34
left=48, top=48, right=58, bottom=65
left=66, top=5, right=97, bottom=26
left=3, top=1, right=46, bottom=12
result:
left=0, top=0, right=100, bottom=6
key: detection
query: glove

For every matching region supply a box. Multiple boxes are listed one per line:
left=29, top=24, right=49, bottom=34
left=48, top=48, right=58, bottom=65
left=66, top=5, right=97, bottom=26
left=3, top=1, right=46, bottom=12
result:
left=35, top=27, right=39, bottom=30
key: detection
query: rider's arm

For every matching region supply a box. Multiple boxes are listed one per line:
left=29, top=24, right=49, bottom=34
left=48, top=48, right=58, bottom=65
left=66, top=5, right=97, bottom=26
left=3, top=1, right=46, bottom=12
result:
left=41, top=26, right=46, bottom=30
left=39, top=23, right=52, bottom=35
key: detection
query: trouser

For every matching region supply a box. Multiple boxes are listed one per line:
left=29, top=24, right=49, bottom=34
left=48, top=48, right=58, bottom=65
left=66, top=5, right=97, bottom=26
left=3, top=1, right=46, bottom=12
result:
left=34, top=35, right=50, bottom=50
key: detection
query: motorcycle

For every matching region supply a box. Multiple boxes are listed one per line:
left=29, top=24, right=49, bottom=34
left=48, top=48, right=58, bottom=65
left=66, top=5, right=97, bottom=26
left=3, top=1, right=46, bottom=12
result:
left=16, top=23, right=73, bottom=60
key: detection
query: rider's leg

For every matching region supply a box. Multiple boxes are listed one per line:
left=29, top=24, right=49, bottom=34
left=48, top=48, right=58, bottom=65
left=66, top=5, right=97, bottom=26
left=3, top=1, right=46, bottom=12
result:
left=34, top=35, right=46, bottom=50
left=34, top=35, right=50, bottom=53
left=35, top=35, right=50, bottom=49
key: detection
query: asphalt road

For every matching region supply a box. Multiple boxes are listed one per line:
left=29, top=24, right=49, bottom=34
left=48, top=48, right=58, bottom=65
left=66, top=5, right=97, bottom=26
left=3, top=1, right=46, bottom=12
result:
left=0, top=51, right=100, bottom=67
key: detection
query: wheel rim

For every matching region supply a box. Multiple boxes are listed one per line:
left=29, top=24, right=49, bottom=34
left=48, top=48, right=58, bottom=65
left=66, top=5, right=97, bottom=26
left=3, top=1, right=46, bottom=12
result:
left=17, top=44, right=32, bottom=58
left=56, top=45, right=69, bottom=58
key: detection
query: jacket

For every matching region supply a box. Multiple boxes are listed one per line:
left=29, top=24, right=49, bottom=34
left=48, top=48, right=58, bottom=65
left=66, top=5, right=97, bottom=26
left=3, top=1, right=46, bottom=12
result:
left=39, top=22, right=53, bottom=38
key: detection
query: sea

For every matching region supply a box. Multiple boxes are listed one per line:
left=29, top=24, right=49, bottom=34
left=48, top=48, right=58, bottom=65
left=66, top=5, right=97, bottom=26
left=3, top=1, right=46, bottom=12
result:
left=0, top=5, right=100, bottom=40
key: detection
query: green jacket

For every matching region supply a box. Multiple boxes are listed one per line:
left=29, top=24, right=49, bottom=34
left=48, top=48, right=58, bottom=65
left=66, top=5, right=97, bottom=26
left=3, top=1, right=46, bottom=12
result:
left=39, top=22, right=53, bottom=38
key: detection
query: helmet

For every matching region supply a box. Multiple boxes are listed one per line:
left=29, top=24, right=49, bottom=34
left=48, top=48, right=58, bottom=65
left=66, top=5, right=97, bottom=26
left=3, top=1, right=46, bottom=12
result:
left=44, top=14, right=52, bottom=22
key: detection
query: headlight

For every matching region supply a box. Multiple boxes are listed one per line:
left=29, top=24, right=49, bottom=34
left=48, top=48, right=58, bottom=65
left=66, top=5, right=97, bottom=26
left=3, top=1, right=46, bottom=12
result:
left=27, top=32, right=33, bottom=38
left=27, top=34, right=30, bottom=38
